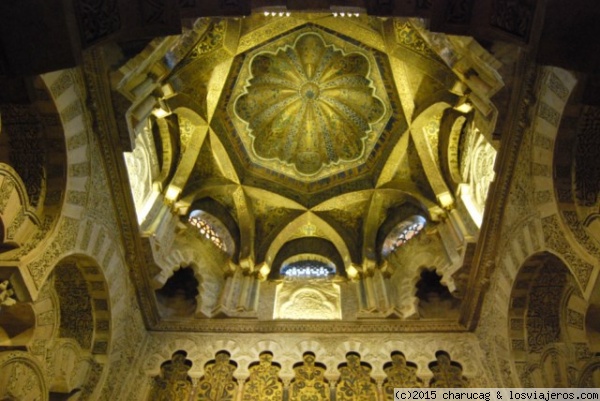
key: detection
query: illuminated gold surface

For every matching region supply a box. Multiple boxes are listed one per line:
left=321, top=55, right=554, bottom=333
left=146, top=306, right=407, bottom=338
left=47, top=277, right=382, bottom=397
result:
left=274, top=280, right=341, bottom=320
left=118, top=12, right=506, bottom=332
left=229, top=26, right=392, bottom=181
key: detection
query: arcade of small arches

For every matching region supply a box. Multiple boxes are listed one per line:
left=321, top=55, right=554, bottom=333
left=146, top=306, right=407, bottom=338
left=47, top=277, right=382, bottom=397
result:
left=148, top=349, right=468, bottom=400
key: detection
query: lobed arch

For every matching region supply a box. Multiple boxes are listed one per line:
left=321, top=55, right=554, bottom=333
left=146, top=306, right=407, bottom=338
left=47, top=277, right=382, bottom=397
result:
left=0, top=164, right=38, bottom=252
left=138, top=335, right=482, bottom=395
left=384, top=226, right=450, bottom=277
left=155, top=264, right=201, bottom=318
left=144, top=338, right=206, bottom=378
left=156, top=244, right=228, bottom=318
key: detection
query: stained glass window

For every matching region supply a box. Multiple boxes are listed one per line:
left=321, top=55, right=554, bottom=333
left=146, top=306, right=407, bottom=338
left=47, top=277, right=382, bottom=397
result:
left=188, top=210, right=233, bottom=253
left=381, top=215, right=426, bottom=258
left=281, top=258, right=335, bottom=279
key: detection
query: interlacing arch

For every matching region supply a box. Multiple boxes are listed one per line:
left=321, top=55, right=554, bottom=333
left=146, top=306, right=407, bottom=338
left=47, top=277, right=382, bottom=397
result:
left=0, top=75, right=68, bottom=259
left=506, top=251, right=600, bottom=387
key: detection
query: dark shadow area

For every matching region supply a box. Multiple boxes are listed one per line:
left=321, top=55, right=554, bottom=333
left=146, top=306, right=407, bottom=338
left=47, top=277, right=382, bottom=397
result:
left=155, top=267, right=199, bottom=318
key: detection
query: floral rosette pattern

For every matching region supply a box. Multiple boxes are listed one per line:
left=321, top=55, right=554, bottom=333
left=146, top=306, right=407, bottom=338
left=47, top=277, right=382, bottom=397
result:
left=235, top=33, right=385, bottom=175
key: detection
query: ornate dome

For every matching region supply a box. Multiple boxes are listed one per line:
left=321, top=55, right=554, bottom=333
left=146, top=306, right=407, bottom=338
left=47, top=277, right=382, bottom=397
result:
left=234, top=32, right=385, bottom=175
left=218, top=23, right=401, bottom=197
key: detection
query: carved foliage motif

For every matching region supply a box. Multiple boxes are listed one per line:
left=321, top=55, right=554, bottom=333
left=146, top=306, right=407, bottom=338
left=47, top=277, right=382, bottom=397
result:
left=0, top=175, right=15, bottom=212
left=561, top=211, right=600, bottom=257
left=567, top=309, right=584, bottom=329
left=275, top=281, right=342, bottom=320
left=526, top=266, right=566, bottom=353
left=290, top=353, right=330, bottom=401
left=79, top=360, right=104, bottom=399
left=548, top=72, right=570, bottom=101
left=393, top=21, right=440, bottom=60
left=0, top=355, right=46, bottom=401
left=54, top=262, right=94, bottom=350
left=429, top=351, right=468, bottom=387
left=383, top=352, right=423, bottom=399
left=490, top=0, right=536, bottom=39
left=188, top=20, right=227, bottom=59
left=243, top=352, right=283, bottom=401
left=542, top=214, right=593, bottom=288
left=77, top=0, right=121, bottom=46
left=150, top=351, right=194, bottom=401
left=575, top=107, right=600, bottom=208
left=197, top=351, right=238, bottom=401
left=336, top=353, right=377, bottom=401
left=1, top=104, right=45, bottom=207
left=472, top=138, right=497, bottom=213
left=539, top=102, right=561, bottom=127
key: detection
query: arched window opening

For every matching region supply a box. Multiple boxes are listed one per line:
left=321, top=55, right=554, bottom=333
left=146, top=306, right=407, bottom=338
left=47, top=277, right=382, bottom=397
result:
left=155, top=267, right=199, bottom=318
left=188, top=210, right=234, bottom=255
left=416, top=269, right=458, bottom=319
left=381, top=215, right=426, bottom=258
left=280, top=255, right=336, bottom=279
left=274, top=253, right=341, bottom=320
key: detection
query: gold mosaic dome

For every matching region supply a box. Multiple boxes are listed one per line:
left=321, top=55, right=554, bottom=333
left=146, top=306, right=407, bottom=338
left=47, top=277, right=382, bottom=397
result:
left=218, top=23, right=401, bottom=196
left=234, top=32, right=385, bottom=175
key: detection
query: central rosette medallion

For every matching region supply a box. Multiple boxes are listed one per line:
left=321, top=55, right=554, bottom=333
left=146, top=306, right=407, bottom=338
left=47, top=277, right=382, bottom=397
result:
left=233, top=32, right=387, bottom=176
